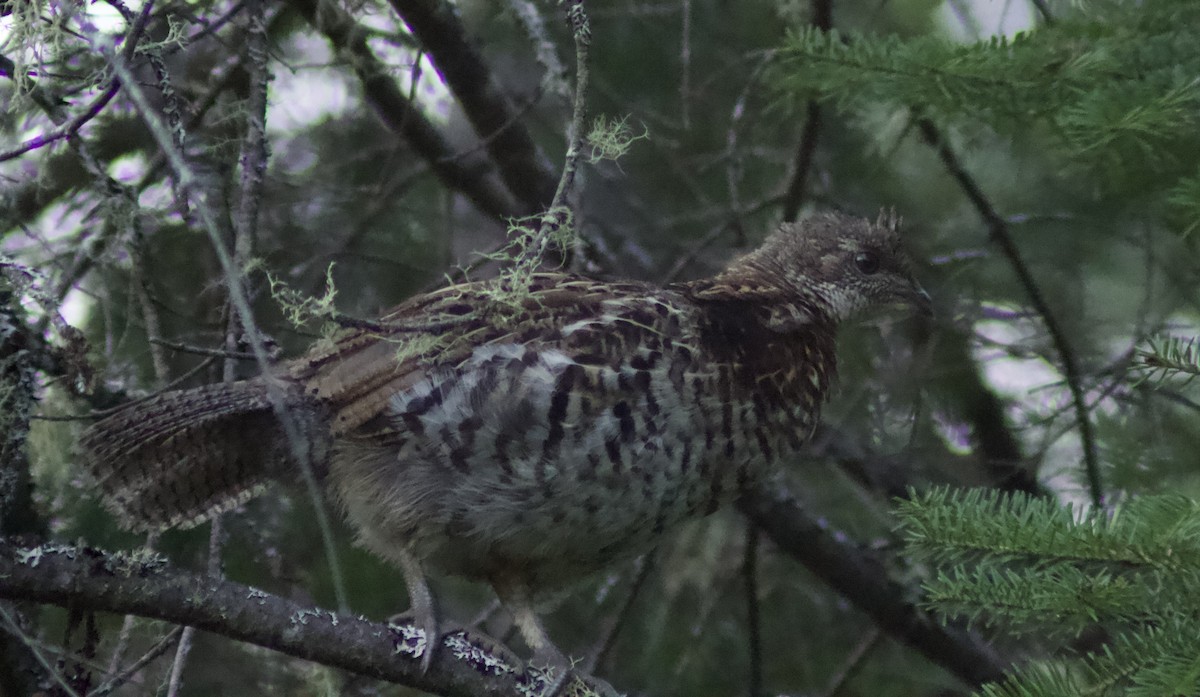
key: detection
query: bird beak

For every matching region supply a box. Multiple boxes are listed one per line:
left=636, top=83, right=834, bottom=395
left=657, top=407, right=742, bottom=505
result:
left=907, top=283, right=933, bottom=318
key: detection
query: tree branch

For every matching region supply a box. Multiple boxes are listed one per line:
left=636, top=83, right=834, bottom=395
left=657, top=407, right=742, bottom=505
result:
left=0, top=543, right=572, bottom=697
left=532, top=0, right=590, bottom=246
left=387, top=0, right=558, bottom=213
left=288, top=0, right=524, bottom=223
left=739, top=481, right=1010, bottom=688
left=0, top=277, right=48, bottom=697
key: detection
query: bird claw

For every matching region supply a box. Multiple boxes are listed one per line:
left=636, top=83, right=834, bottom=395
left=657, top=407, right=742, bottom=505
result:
left=527, top=648, right=621, bottom=697
left=386, top=609, right=443, bottom=672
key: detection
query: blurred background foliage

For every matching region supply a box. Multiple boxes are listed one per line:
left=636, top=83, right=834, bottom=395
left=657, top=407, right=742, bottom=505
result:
left=2, top=0, right=1200, bottom=695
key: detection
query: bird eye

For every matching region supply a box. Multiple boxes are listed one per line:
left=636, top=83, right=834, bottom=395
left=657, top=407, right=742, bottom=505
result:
left=854, top=251, right=881, bottom=275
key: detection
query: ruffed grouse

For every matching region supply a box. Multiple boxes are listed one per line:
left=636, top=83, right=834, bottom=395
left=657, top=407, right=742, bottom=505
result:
left=81, top=211, right=927, bottom=677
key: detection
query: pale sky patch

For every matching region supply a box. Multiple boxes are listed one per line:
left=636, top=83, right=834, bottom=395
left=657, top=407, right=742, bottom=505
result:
left=939, top=0, right=1037, bottom=41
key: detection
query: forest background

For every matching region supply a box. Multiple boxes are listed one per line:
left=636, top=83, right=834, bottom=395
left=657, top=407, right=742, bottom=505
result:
left=3, top=0, right=1200, bottom=696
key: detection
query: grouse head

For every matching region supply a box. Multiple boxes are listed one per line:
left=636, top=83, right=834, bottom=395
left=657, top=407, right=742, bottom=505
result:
left=718, top=211, right=930, bottom=325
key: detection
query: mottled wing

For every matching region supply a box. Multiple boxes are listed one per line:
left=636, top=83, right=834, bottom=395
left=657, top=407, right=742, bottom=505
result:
left=283, top=274, right=684, bottom=438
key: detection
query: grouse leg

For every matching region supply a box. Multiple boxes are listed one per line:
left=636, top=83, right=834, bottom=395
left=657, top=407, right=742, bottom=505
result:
left=491, top=577, right=575, bottom=695
left=397, top=549, right=441, bottom=673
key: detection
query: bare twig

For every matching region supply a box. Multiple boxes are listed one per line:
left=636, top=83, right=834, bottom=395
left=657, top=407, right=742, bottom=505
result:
left=0, top=604, right=82, bottom=697
left=233, top=0, right=271, bottom=268
left=129, top=229, right=170, bottom=383
left=532, top=0, right=591, bottom=245
left=167, top=6, right=276, bottom=687
left=584, top=554, right=654, bottom=674
left=660, top=223, right=732, bottom=283
left=164, top=627, right=195, bottom=697
left=820, top=628, right=881, bottom=697
left=781, top=102, right=823, bottom=223
left=167, top=518, right=226, bottom=697
left=780, top=0, right=831, bottom=223
left=100, top=40, right=351, bottom=615
left=0, top=0, right=153, bottom=164
left=743, top=525, right=763, bottom=697
left=506, top=0, right=570, bottom=102
left=0, top=84, right=120, bottom=162
left=680, top=0, right=691, bottom=130
left=94, top=626, right=183, bottom=696
left=148, top=337, right=256, bottom=360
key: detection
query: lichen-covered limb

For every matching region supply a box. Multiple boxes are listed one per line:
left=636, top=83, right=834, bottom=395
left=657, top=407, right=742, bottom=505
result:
left=0, top=543, right=607, bottom=697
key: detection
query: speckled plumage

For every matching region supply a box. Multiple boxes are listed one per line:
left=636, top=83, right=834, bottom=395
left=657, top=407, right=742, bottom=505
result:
left=81, top=211, right=926, bottom=670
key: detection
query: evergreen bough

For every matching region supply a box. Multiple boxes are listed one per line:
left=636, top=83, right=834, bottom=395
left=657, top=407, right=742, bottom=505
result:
left=898, top=488, right=1200, bottom=697
left=772, top=0, right=1200, bottom=225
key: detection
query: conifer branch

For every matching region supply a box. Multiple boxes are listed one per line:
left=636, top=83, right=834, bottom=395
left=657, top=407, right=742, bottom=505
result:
left=900, top=488, right=1200, bottom=697
left=1137, top=335, right=1200, bottom=384
left=915, top=118, right=1104, bottom=508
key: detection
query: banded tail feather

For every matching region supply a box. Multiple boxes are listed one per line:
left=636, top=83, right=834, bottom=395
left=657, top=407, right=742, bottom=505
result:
left=80, top=379, right=329, bottom=532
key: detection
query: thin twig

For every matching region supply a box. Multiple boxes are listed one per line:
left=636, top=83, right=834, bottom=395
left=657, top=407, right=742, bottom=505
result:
left=164, top=627, right=195, bottom=697
left=94, top=626, right=183, bottom=696
left=174, top=13, right=274, bottom=690
left=234, top=0, right=271, bottom=269
left=103, top=614, right=137, bottom=682
left=0, top=542, right=595, bottom=695
left=163, top=0, right=270, bottom=671
left=148, top=337, right=256, bottom=360
left=0, top=605, right=83, bottom=697
left=916, top=117, right=1103, bottom=507
left=820, top=627, right=881, bottom=697
left=532, top=0, right=592, bottom=245
left=660, top=223, right=732, bottom=283
left=781, top=0, right=831, bottom=223
left=781, top=102, right=823, bottom=223
left=101, top=37, right=350, bottom=614
left=507, top=0, right=571, bottom=102
left=130, top=229, right=170, bottom=382
left=0, top=84, right=120, bottom=162
left=680, top=0, right=691, bottom=130
left=0, top=0, right=153, bottom=164
left=168, top=515, right=227, bottom=697
left=584, top=554, right=654, bottom=674
left=743, top=525, right=763, bottom=697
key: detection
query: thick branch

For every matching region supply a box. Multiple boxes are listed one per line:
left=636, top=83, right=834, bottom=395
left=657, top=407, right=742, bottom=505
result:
left=0, top=274, right=49, bottom=695
left=739, top=482, right=1010, bottom=688
left=0, top=543, right=563, bottom=697
left=0, top=287, right=39, bottom=537
left=387, top=0, right=558, bottom=212
left=288, top=0, right=523, bottom=223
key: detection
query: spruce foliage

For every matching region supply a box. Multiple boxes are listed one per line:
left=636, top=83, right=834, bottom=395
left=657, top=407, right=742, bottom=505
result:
left=898, top=488, right=1200, bottom=696
left=773, top=0, right=1200, bottom=225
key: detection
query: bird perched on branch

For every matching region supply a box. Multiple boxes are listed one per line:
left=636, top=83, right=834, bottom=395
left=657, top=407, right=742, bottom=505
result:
left=81, top=211, right=927, bottom=682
